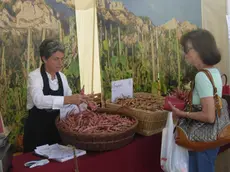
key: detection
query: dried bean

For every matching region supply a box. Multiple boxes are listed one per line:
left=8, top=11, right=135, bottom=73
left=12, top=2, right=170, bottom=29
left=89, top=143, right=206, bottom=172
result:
left=56, top=110, right=136, bottom=134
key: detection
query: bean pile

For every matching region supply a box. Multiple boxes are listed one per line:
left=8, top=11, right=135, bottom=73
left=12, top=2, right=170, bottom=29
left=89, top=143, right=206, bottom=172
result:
left=57, top=110, right=136, bottom=134
left=114, top=94, right=164, bottom=111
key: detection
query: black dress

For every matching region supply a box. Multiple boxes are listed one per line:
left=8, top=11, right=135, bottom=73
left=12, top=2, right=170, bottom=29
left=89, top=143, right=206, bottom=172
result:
left=23, top=64, right=63, bottom=153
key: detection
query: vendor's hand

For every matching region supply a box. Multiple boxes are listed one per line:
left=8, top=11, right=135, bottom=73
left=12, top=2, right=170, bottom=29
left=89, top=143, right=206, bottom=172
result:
left=71, top=94, right=89, bottom=105
left=168, top=101, right=186, bottom=118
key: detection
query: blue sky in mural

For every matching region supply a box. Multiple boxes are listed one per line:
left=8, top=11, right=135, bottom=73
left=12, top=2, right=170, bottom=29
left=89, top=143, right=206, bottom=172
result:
left=45, top=0, right=74, bottom=18
left=114, top=0, right=201, bottom=27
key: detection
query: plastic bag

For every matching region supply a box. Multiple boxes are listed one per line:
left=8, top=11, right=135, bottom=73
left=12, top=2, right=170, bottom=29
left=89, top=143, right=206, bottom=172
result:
left=160, top=112, right=189, bottom=172
left=222, top=74, right=230, bottom=95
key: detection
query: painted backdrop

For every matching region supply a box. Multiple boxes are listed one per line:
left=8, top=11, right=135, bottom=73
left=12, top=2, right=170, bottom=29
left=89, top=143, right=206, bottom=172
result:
left=97, top=0, right=201, bottom=99
left=0, top=0, right=79, bottom=150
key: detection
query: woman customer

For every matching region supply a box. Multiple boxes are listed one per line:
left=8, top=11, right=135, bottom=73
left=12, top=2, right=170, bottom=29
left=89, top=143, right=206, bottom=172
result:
left=169, top=29, right=222, bottom=172
left=23, top=39, right=88, bottom=153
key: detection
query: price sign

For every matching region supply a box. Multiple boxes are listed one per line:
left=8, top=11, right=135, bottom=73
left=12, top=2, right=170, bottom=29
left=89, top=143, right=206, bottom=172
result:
left=111, top=78, right=133, bottom=102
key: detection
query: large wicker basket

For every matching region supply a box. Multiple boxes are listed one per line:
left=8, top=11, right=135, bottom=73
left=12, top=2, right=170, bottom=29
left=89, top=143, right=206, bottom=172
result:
left=55, top=108, right=138, bottom=151
left=91, top=93, right=101, bottom=105
left=106, top=92, right=168, bottom=136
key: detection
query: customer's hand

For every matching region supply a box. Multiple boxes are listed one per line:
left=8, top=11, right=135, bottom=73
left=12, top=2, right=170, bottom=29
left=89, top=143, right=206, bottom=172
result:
left=168, top=101, right=186, bottom=118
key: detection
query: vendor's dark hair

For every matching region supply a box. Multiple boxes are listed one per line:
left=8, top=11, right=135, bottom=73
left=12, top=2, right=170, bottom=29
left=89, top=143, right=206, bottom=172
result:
left=39, top=39, right=65, bottom=62
left=180, top=29, right=221, bottom=65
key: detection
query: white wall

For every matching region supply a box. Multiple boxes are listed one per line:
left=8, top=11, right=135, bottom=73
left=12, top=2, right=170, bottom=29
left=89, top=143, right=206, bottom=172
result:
left=202, top=0, right=230, bottom=80
left=75, top=0, right=102, bottom=94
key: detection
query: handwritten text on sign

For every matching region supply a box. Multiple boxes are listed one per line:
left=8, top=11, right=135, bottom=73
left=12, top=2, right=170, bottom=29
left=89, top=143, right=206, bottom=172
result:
left=111, top=78, right=133, bottom=102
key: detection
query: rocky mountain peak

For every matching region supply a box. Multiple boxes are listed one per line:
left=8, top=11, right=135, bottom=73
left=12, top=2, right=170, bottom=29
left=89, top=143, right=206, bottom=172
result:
left=13, top=0, right=58, bottom=30
left=0, top=0, right=63, bottom=32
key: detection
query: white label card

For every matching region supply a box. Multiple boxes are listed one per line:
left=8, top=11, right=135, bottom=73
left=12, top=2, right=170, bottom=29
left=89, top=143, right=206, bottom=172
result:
left=111, top=78, right=133, bottom=102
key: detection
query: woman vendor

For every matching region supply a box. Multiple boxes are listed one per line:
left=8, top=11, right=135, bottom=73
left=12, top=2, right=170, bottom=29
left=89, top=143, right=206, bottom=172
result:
left=23, top=39, right=88, bottom=152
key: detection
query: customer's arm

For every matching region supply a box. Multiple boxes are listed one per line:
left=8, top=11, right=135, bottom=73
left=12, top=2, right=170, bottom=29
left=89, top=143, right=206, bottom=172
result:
left=170, top=72, right=217, bottom=123
left=176, top=97, right=215, bottom=123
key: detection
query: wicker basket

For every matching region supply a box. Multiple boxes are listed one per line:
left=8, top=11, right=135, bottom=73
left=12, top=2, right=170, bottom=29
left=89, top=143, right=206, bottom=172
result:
left=56, top=108, right=138, bottom=151
left=106, top=92, right=168, bottom=136
left=91, top=93, right=101, bottom=105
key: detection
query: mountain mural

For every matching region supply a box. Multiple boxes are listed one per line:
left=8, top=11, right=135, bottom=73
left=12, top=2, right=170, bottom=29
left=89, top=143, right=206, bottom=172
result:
left=0, top=0, right=200, bottom=150
left=0, top=0, right=79, bottom=151
left=96, top=0, right=199, bottom=99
